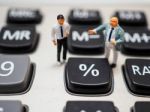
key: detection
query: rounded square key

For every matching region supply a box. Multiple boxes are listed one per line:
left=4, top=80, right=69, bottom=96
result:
left=0, top=100, right=27, bottom=112
left=114, top=11, right=147, bottom=26
left=0, top=55, right=35, bottom=94
left=121, top=29, right=150, bottom=56
left=132, top=102, right=150, bottom=112
left=0, top=101, right=22, bottom=112
left=68, top=9, right=102, bottom=25
left=0, top=25, right=39, bottom=53
left=123, top=59, right=150, bottom=96
left=7, top=8, right=42, bottom=24
left=65, top=101, right=117, bottom=112
left=65, top=58, right=113, bottom=95
left=68, top=25, right=105, bottom=55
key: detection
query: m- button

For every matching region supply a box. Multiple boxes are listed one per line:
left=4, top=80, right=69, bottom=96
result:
left=0, top=25, right=39, bottom=53
left=68, top=25, right=105, bottom=54
left=123, top=59, right=150, bottom=95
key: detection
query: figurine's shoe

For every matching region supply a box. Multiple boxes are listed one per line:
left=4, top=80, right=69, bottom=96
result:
left=62, top=59, right=66, bottom=64
left=57, top=61, right=62, bottom=65
left=111, top=63, right=116, bottom=68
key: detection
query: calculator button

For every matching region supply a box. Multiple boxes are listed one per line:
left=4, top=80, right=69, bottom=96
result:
left=0, top=100, right=27, bottom=112
left=0, top=55, right=35, bottom=94
left=65, top=101, right=117, bottom=112
left=123, top=59, right=150, bottom=95
left=121, top=29, right=150, bottom=55
left=65, top=58, right=112, bottom=95
left=68, top=9, right=102, bottom=25
left=7, top=8, right=42, bottom=24
left=132, top=102, right=150, bottom=112
left=0, top=25, right=39, bottom=53
left=68, top=25, right=104, bottom=54
left=114, top=11, right=147, bottom=26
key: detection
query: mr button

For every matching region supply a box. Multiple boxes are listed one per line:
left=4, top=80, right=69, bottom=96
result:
left=68, top=25, right=104, bottom=54
left=0, top=55, right=35, bottom=94
left=65, top=58, right=113, bottom=95
left=0, top=25, right=39, bottom=53
left=123, top=59, right=150, bottom=95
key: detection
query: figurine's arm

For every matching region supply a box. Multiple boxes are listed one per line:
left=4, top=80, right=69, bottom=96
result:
left=88, top=24, right=106, bottom=35
left=65, top=23, right=70, bottom=37
left=116, top=27, right=124, bottom=44
left=93, top=24, right=106, bottom=33
left=51, top=27, right=57, bottom=45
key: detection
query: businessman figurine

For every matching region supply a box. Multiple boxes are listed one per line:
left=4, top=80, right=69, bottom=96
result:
left=88, top=17, right=124, bottom=68
left=51, top=14, right=70, bottom=64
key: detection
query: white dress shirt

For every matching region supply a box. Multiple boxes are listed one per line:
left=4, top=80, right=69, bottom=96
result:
left=106, top=26, right=116, bottom=42
left=51, top=22, right=70, bottom=40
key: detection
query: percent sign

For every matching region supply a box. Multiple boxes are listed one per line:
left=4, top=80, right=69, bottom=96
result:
left=80, top=110, right=102, bottom=112
left=79, top=64, right=99, bottom=77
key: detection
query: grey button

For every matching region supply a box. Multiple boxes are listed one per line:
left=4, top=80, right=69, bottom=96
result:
left=0, top=55, right=34, bottom=94
left=0, top=100, right=25, bottom=112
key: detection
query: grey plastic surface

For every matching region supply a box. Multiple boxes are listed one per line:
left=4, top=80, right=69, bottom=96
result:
left=0, top=5, right=150, bottom=112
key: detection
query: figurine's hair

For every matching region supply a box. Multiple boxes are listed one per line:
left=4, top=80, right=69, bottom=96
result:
left=57, top=14, right=64, bottom=20
left=111, top=17, right=119, bottom=23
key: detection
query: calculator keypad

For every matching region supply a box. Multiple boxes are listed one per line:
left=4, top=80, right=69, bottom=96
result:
left=0, top=55, right=35, bottom=94
left=65, top=101, right=117, bottom=112
left=0, top=25, right=39, bottom=53
left=65, top=58, right=112, bottom=95
left=7, top=8, right=42, bottom=24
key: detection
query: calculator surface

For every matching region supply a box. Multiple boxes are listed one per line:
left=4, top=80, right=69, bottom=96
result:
left=0, top=4, right=150, bottom=112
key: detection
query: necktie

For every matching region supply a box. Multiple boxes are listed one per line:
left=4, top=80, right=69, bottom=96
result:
left=60, top=26, right=64, bottom=38
left=108, top=28, right=114, bottom=41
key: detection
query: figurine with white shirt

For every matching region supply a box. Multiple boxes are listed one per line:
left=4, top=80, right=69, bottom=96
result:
left=51, top=14, right=70, bottom=64
left=88, top=17, right=124, bottom=68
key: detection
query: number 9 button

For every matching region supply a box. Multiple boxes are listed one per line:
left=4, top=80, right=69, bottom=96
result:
left=0, top=55, right=35, bottom=94
left=65, top=58, right=113, bottom=95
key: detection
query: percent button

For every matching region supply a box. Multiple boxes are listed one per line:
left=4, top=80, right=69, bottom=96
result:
left=65, top=58, right=113, bottom=95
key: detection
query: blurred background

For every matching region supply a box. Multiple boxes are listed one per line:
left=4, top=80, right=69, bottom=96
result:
left=0, top=0, right=150, bottom=5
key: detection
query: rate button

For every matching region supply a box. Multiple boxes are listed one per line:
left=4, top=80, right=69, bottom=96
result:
left=123, top=59, right=150, bottom=96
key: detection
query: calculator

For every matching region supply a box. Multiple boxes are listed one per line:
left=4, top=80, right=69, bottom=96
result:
left=0, top=2, right=150, bottom=112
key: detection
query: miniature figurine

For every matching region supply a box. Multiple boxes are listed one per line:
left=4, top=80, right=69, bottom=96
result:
left=88, top=17, right=124, bottom=68
left=51, top=14, right=70, bottom=64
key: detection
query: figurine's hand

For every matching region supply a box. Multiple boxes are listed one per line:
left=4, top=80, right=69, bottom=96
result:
left=65, top=32, right=69, bottom=37
left=88, top=30, right=96, bottom=35
left=53, top=40, right=57, bottom=46
left=111, top=39, right=116, bottom=45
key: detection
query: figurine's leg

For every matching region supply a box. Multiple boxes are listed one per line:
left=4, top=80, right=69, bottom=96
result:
left=105, top=43, right=110, bottom=59
left=57, top=40, right=62, bottom=62
left=63, top=38, right=67, bottom=60
left=112, top=45, right=118, bottom=64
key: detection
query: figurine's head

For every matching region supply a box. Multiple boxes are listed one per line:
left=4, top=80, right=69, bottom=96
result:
left=110, top=17, right=119, bottom=28
left=57, top=14, right=65, bottom=25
